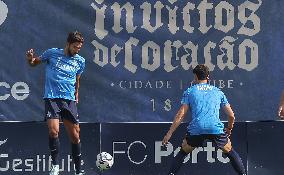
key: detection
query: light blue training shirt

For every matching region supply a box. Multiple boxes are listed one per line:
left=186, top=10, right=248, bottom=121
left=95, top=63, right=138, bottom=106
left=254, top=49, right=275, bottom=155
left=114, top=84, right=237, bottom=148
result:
left=39, top=48, right=85, bottom=101
left=181, top=83, right=229, bottom=135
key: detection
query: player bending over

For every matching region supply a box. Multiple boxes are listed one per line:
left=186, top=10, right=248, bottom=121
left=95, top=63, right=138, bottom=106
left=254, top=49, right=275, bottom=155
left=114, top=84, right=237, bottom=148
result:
left=162, top=64, right=246, bottom=175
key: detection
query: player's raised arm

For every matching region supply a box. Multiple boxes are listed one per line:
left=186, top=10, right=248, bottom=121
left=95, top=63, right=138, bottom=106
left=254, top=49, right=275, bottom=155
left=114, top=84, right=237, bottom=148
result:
left=26, top=49, right=41, bottom=66
left=223, top=104, right=235, bottom=136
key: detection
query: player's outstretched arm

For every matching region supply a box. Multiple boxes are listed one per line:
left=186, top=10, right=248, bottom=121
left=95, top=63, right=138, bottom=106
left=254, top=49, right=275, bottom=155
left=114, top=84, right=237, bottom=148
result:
left=223, top=104, right=235, bottom=136
left=162, top=104, right=189, bottom=146
left=278, top=90, right=284, bottom=119
left=26, top=49, right=41, bottom=67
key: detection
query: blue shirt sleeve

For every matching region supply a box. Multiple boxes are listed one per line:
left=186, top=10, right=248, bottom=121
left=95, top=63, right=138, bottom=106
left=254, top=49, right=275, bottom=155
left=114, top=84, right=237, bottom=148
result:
left=77, top=59, right=85, bottom=75
left=181, top=90, right=190, bottom=105
left=39, top=49, right=53, bottom=62
left=220, top=92, right=229, bottom=106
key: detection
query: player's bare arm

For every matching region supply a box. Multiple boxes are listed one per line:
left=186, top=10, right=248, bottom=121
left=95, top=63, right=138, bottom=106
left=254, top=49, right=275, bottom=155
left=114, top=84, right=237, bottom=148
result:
left=26, top=49, right=41, bottom=66
left=278, top=90, right=284, bottom=119
left=75, top=74, right=81, bottom=103
left=223, top=104, right=235, bottom=136
left=162, top=104, right=189, bottom=145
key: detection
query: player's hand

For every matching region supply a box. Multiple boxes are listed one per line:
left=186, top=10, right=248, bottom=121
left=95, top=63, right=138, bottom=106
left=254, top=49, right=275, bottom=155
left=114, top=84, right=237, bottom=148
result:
left=278, top=105, right=284, bottom=119
left=26, top=49, right=34, bottom=58
left=26, top=49, right=35, bottom=63
left=225, top=128, right=232, bottom=137
left=162, top=132, right=172, bottom=146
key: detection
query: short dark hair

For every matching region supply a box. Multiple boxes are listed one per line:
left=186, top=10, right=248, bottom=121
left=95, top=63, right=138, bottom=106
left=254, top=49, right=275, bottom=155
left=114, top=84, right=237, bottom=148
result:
left=193, top=64, right=209, bottom=80
left=67, top=31, right=84, bottom=44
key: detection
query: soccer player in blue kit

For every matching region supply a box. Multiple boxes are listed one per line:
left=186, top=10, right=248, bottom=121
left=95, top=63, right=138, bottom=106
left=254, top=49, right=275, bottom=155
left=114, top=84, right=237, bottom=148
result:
left=162, top=65, right=246, bottom=175
left=26, top=31, right=85, bottom=175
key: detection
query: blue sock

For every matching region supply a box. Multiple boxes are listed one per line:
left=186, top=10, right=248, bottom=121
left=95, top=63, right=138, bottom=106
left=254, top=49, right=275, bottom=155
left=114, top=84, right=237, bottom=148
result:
left=225, top=148, right=246, bottom=175
left=72, top=143, right=82, bottom=173
left=168, top=149, right=188, bottom=175
left=49, top=137, right=59, bottom=165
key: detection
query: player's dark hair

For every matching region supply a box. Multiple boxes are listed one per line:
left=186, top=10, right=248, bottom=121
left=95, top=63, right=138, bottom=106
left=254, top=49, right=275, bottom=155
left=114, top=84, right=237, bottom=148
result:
left=67, top=31, right=84, bottom=44
left=193, top=64, right=209, bottom=80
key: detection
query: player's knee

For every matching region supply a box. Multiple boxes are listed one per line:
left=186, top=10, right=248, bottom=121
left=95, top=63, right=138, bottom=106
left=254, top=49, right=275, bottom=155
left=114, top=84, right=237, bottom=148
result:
left=181, top=139, right=194, bottom=153
left=48, top=127, right=59, bottom=138
left=70, top=130, right=80, bottom=144
left=70, top=135, right=80, bottom=144
left=222, top=142, right=232, bottom=153
left=49, top=129, right=59, bottom=138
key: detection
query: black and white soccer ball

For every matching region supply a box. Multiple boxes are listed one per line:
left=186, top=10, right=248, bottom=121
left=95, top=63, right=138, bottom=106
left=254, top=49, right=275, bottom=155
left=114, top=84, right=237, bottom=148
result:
left=96, top=152, right=114, bottom=171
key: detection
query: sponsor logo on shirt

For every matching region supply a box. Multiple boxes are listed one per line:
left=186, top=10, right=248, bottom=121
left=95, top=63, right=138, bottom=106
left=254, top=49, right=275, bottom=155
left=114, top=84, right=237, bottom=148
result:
left=197, top=84, right=213, bottom=91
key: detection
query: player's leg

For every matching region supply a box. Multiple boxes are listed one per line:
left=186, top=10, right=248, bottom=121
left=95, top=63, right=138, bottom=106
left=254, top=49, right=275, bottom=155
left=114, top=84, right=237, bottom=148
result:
left=47, top=119, right=60, bottom=169
left=168, top=138, right=194, bottom=175
left=168, top=134, right=200, bottom=175
left=45, top=99, right=61, bottom=175
left=214, top=134, right=246, bottom=175
left=61, top=100, right=84, bottom=174
left=60, top=99, right=84, bottom=174
left=63, top=111, right=84, bottom=175
left=222, top=138, right=246, bottom=175
left=63, top=115, right=80, bottom=143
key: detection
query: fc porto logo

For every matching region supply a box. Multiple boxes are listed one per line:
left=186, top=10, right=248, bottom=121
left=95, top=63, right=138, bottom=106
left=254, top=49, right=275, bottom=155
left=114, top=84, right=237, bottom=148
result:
left=0, top=1, right=8, bottom=26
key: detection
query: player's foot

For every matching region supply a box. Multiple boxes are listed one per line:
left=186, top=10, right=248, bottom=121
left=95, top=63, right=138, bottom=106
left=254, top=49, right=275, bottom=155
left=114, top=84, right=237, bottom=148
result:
left=49, top=164, right=59, bottom=175
left=75, top=170, right=86, bottom=175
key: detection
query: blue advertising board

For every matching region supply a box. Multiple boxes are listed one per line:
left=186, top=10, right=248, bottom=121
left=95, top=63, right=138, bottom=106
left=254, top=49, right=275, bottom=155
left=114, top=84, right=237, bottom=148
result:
left=247, top=121, right=284, bottom=175
left=0, top=122, right=100, bottom=175
left=1, top=121, right=284, bottom=174
left=100, top=122, right=247, bottom=175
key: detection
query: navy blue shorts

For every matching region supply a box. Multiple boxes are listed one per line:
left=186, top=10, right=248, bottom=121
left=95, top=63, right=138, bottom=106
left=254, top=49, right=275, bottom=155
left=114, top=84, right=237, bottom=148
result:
left=185, top=132, right=229, bottom=148
left=44, top=98, right=79, bottom=124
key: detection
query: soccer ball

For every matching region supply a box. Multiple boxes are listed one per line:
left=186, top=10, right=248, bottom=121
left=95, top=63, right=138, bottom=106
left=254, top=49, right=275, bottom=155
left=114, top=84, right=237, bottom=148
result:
left=96, top=152, right=114, bottom=171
